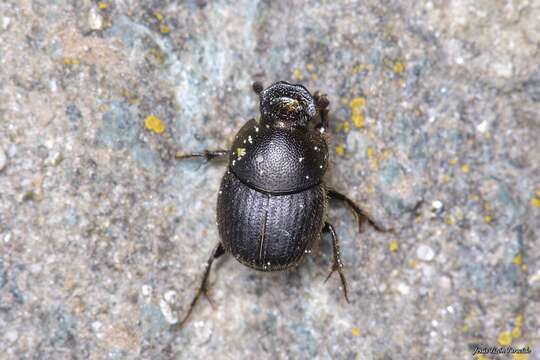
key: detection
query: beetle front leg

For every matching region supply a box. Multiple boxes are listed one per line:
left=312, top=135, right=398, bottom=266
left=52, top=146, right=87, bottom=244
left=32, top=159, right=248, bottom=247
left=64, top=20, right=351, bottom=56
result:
left=175, top=242, right=225, bottom=330
left=327, top=189, right=390, bottom=232
left=323, top=222, right=350, bottom=303
left=175, top=149, right=229, bottom=162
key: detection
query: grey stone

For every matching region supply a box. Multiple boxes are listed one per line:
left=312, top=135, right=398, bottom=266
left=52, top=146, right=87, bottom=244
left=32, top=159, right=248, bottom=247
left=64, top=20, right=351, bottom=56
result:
left=0, top=0, right=538, bottom=358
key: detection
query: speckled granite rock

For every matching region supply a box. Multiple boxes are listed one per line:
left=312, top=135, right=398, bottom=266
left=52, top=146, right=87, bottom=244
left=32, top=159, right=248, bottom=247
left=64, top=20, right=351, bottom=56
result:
left=0, top=1, right=539, bottom=359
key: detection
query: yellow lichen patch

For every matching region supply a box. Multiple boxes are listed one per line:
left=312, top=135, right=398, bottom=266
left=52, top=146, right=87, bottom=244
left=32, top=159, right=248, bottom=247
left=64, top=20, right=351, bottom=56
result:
left=515, top=314, right=524, bottom=327
left=144, top=115, right=166, bottom=134
left=160, top=25, right=170, bottom=34
left=351, top=327, right=361, bottom=337
left=351, top=112, right=365, bottom=129
left=389, top=241, right=399, bottom=252
left=311, top=73, right=319, bottom=81
left=450, top=158, right=458, bottom=166
left=484, top=215, right=493, bottom=223
left=446, top=216, right=454, bottom=225
left=497, top=331, right=512, bottom=346
left=475, top=355, right=489, bottom=360
left=98, top=2, right=108, bottom=10
left=366, top=147, right=379, bottom=169
left=442, top=174, right=451, bottom=182
left=63, top=57, right=80, bottom=66
left=512, top=254, right=522, bottom=266
left=531, top=197, right=540, bottom=208
left=292, top=68, right=304, bottom=81
left=512, top=353, right=529, bottom=360
left=147, top=48, right=166, bottom=64
left=535, top=189, right=540, bottom=198
left=462, top=324, right=469, bottom=332
left=305, top=63, right=315, bottom=72
left=380, top=148, right=392, bottom=160
left=351, top=63, right=364, bottom=73
left=350, top=97, right=367, bottom=129
left=350, top=97, right=367, bottom=109
left=342, top=121, right=350, bottom=133
left=164, top=205, right=176, bottom=214
left=393, top=61, right=406, bottom=74
left=461, top=164, right=470, bottom=173
left=236, top=148, right=246, bottom=157
left=335, top=144, right=346, bottom=157
left=154, top=11, right=164, bottom=22
left=511, top=326, right=522, bottom=339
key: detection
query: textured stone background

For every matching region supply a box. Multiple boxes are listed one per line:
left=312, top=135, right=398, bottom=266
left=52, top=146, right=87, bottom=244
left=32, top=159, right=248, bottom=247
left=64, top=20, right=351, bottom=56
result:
left=1, top=1, right=539, bottom=359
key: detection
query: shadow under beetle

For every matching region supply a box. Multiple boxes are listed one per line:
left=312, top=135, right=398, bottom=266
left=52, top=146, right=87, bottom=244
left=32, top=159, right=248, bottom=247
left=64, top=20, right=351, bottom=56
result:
left=175, top=81, right=387, bottom=329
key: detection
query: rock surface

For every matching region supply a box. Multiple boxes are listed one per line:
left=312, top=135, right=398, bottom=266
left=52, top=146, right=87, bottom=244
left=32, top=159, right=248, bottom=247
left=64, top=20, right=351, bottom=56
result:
left=0, top=1, right=539, bottom=359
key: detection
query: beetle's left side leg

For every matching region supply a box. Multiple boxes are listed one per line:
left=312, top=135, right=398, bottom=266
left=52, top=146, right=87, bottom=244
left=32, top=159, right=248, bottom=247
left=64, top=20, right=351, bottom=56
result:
left=175, top=150, right=229, bottom=162
left=175, top=242, right=225, bottom=330
left=328, top=189, right=390, bottom=232
left=323, top=222, right=350, bottom=303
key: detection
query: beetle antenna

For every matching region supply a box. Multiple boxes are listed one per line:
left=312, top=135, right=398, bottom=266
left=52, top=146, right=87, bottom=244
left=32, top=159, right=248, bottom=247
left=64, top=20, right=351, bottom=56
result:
left=314, top=92, right=330, bottom=129
left=252, top=81, right=264, bottom=96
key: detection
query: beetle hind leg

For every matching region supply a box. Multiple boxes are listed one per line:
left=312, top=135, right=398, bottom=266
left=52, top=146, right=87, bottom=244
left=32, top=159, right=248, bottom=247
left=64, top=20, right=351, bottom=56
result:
left=175, top=242, right=225, bottom=330
left=323, top=222, right=350, bottom=303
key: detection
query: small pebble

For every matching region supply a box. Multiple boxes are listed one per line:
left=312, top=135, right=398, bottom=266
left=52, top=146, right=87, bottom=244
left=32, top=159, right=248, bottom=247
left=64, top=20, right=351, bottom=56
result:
left=164, top=290, right=177, bottom=304
left=432, top=200, right=443, bottom=211
left=159, top=298, right=178, bottom=324
left=88, top=7, right=103, bottom=30
left=416, top=244, right=435, bottom=261
left=397, top=282, right=410, bottom=295
left=1, top=17, right=11, bottom=31
left=141, top=284, right=152, bottom=298
left=0, top=147, right=7, bottom=171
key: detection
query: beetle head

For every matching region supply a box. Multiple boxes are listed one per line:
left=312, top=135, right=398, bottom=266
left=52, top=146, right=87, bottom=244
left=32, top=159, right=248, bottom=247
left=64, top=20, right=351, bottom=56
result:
left=258, top=81, right=316, bottom=128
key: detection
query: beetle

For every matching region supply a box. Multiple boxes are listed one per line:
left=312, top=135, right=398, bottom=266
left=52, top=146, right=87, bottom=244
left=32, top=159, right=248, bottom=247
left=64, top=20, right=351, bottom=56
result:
left=174, top=81, right=387, bottom=328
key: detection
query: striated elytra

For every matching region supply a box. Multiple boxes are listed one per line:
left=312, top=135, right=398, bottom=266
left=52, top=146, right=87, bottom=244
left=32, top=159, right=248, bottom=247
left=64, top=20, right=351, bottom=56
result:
left=174, top=81, right=388, bottom=329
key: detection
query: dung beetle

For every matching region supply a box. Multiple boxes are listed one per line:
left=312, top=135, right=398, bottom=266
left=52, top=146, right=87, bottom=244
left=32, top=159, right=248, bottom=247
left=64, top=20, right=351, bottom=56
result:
left=174, top=81, right=387, bottom=328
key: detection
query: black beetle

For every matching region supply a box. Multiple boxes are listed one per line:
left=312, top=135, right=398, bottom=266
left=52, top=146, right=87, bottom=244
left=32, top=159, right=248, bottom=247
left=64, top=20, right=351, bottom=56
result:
left=174, top=81, right=386, bottom=328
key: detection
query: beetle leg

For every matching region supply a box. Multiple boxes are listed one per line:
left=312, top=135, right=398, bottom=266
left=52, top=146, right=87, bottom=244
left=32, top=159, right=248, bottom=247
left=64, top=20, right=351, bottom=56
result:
left=175, top=150, right=229, bottom=162
left=327, top=189, right=391, bottom=232
left=176, top=242, right=225, bottom=330
left=323, top=222, right=350, bottom=303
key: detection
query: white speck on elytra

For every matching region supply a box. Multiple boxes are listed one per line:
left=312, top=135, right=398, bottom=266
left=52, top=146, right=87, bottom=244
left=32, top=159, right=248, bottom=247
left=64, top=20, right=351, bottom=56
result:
left=243, top=139, right=246, bottom=144
left=255, top=126, right=259, bottom=132
left=306, top=175, right=309, bottom=179
left=266, top=124, right=270, bottom=128
left=232, top=160, right=236, bottom=166
left=319, top=165, right=323, bottom=168
left=248, top=136, right=253, bottom=144
left=319, top=127, right=325, bottom=133
left=299, top=157, right=303, bottom=162
left=314, top=146, right=319, bottom=151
